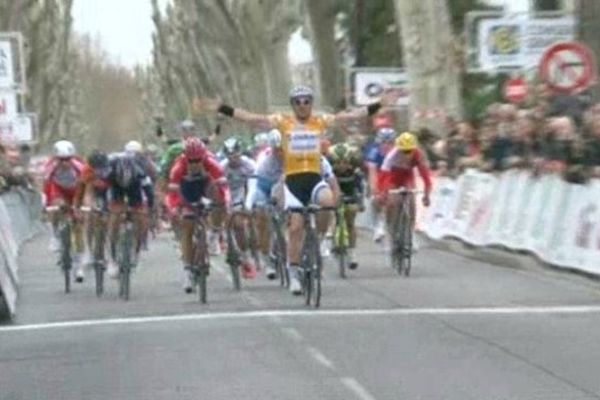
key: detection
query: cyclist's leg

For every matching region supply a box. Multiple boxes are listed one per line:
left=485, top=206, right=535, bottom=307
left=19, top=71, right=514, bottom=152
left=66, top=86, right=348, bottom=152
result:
left=208, top=204, right=226, bottom=256
left=313, top=181, right=335, bottom=257
left=283, top=179, right=308, bottom=295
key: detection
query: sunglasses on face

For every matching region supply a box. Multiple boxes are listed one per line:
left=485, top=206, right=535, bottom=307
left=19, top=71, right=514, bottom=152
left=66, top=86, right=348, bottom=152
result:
left=187, top=158, right=202, bottom=164
left=293, top=98, right=312, bottom=106
left=401, top=150, right=413, bottom=155
left=58, top=157, right=72, bottom=162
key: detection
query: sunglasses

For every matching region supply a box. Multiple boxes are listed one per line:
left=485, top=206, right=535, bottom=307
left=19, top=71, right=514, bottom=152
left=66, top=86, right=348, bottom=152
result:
left=187, top=158, right=202, bottom=164
left=58, top=157, right=72, bottom=162
left=401, top=150, right=413, bottom=155
left=293, top=98, right=312, bottom=106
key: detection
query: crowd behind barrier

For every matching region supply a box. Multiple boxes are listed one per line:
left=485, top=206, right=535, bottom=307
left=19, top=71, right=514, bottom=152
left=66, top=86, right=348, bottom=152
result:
left=0, top=188, right=43, bottom=319
left=413, top=87, right=600, bottom=185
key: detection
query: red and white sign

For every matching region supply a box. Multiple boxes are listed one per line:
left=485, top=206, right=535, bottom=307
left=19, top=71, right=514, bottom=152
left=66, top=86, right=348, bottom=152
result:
left=539, top=41, right=597, bottom=94
left=503, top=77, right=528, bottom=103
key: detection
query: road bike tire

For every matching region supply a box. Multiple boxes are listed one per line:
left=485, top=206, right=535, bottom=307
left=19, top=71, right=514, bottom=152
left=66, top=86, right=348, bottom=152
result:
left=271, top=220, right=287, bottom=287
left=401, top=207, right=413, bottom=277
left=118, top=228, right=133, bottom=300
left=59, top=221, right=72, bottom=294
left=93, top=224, right=106, bottom=297
left=313, top=239, right=323, bottom=308
left=334, top=207, right=349, bottom=279
left=225, top=218, right=242, bottom=291
left=302, top=248, right=313, bottom=306
left=193, top=227, right=209, bottom=304
left=391, top=206, right=407, bottom=275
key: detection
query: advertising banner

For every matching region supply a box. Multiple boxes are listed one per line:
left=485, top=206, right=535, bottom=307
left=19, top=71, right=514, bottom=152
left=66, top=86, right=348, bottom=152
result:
left=0, top=40, right=14, bottom=88
left=477, top=16, right=575, bottom=71
left=0, top=113, right=35, bottom=143
left=418, top=170, right=600, bottom=275
left=0, top=91, right=17, bottom=117
left=348, top=68, right=410, bottom=107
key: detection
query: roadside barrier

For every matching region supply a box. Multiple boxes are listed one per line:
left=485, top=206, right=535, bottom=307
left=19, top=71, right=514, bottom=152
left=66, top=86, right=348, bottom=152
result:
left=0, top=188, right=43, bottom=320
left=358, top=169, right=600, bottom=276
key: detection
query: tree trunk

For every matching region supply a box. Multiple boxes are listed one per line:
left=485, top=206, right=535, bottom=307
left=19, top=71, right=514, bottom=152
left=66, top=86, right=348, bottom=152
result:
left=394, top=0, right=462, bottom=133
left=306, top=0, right=341, bottom=110
left=577, top=0, right=600, bottom=102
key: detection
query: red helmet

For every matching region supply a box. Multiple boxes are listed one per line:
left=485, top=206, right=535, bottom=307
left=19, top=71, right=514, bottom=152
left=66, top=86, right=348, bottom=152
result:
left=184, top=137, right=207, bottom=160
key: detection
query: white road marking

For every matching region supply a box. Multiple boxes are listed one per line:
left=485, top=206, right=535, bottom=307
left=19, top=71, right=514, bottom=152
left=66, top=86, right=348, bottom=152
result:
left=281, top=327, right=304, bottom=342
left=341, top=377, right=378, bottom=400
left=3, top=305, right=600, bottom=332
left=307, top=346, right=335, bottom=370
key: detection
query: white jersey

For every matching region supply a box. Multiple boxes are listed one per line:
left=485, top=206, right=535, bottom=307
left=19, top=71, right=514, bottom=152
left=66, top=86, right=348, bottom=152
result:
left=220, top=155, right=256, bottom=206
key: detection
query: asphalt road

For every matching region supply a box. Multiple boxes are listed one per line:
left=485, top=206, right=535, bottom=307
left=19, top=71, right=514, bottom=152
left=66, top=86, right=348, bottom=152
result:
left=2, top=229, right=600, bottom=400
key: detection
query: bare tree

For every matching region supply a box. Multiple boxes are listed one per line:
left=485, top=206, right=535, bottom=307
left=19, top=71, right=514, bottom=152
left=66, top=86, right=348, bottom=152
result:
left=577, top=0, right=600, bottom=102
left=394, top=0, right=463, bottom=131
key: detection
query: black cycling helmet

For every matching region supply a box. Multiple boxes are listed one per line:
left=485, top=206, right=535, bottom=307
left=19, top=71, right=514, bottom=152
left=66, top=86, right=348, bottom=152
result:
left=87, top=149, right=109, bottom=170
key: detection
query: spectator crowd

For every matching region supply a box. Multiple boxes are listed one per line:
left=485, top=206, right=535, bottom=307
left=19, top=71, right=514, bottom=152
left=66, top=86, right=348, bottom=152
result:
left=417, top=83, right=600, bottom=184
left=0, top=143, right=35, bottom=193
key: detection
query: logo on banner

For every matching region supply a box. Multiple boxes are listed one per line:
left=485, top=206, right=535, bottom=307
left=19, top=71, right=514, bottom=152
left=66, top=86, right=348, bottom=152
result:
left=487, top=25, right=520, bottom=55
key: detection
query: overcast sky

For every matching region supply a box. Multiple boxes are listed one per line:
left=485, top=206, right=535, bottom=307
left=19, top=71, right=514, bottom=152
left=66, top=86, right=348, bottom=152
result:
left=72, top=0, right=529, bottom=69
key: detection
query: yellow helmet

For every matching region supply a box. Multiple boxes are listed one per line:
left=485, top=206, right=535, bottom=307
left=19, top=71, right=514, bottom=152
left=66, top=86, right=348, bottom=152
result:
left=395, top=132, right=417, bottom=151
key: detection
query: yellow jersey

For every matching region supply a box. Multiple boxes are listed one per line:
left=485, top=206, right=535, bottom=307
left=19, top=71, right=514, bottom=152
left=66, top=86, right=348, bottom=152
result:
left=268, top=113, right=335, bottom=176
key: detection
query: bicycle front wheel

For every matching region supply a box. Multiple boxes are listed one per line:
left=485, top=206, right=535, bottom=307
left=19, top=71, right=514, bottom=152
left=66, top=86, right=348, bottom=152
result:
left=193, top=227, right=210, bottom=304
left=93, top=223, right=106, bottom=297
left=59, top=222, right=72, bottom=294
left=117, top=227, right=133, bottom=300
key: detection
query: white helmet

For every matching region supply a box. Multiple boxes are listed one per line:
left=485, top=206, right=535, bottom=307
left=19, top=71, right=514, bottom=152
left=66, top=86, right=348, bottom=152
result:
left=254, top=132, right=269, bottom=147
left=53, top=140, right=76, bottom=158
left=124, top=140, right=143, bottom=154
left=289, top=85, right=314, bottom=100
left=266, top=129, right=282, bottom=148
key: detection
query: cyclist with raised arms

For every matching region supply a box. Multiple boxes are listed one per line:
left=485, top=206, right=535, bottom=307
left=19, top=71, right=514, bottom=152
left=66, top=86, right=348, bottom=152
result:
left=195, top=85, right=399, bottom=295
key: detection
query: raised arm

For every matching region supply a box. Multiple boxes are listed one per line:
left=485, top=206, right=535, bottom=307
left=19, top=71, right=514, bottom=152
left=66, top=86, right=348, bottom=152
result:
left=193, top=97, right=274, bottom=129
left=333, top=89, right=401, bottom=124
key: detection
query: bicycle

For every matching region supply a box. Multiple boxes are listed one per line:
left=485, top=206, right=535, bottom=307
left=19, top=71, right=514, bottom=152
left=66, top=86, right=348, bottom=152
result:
left=81, top=203, right=108, bottom=297
left=266, top=200, right=287, bottom=287
left=184, top=200, right=215, bottom=304
left=287, top=205, right=337, bottom=308
left=225, top=202, right=260, bottom=291
left=46, top=204, right=74, bottom=294
left=331, top=196, right=357, bottom=279
left=114, top=207, right=144, bottom=301
left=388, top=187, right=419, bottom=277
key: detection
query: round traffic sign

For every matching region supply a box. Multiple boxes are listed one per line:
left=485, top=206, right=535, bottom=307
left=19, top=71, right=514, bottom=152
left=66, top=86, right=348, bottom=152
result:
left=503, top=77, right=528, bottom=103
left=539, top=41, right=597, bottom=94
